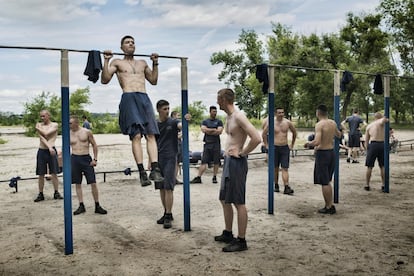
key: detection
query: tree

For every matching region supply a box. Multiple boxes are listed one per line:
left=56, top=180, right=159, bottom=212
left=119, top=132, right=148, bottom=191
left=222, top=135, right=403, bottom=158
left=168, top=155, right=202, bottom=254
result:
left=210, top=29, right=266, bottom=118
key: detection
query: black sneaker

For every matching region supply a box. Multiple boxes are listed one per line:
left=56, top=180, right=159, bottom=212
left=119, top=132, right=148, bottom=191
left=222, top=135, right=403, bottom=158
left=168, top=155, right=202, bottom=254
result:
left=222, top=238, right=248, bottom=252
left=283, top=185, right=294, bottom=195
left=212, top=176, right=218, bottom=184
left=274, top=184, right=280, bottom=193
left=34, top=193, right=44, bottom=202
left=95, top=205, right=107, bottom=215
left=190, top=176, right=202, bottom=184
left=149, top=168, right=164, bottom=182
left=163, top=214, right=172, bottom=229
left=157, top=214, right=174, bottom=224
left=214, top=230, right=234, bottom=243
left=54, top=191, right=63, bottom=200
left=73, top=205, right=86, bottom=215
left=140, top=172, right=152, bottom=187
left=352, top=160, right=359, bottom=163
left=318, top=205, right=336, bottom=215
left=346, top=158, right=351, bottom=163
left=364, top=186, right=370, bottom=191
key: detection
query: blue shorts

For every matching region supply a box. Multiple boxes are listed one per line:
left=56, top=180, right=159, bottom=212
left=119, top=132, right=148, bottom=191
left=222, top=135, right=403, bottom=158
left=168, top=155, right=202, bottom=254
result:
left=314, top=149, right=335, bottom=185
left=36, top=148, right=59, bottom=175
left=155, top=156, right=177, bottom=190
left=274, top=145, right=290, bottom=169
left=219, top=156, right=248, bottom=204
left=365, top=141, right=384, bottom=168
left=201, top=142, right=221, bottom=165
left=118, top=92, right=159, bottom=140
left=71, top=154, right=96, bottom=184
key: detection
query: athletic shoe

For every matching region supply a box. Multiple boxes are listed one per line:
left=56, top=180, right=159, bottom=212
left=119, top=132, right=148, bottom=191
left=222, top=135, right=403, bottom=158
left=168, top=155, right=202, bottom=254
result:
left=318, top=205, right=336, bottom=215
left=34, top=193, right=45, bottom=202
left=222, top=238, right=248, bottom=252
left=364, top=186, right=370, bottom=191
left=283, top=185, right=294, bottom=195
left=157, top=214, right=174, bottom=224
left=73, top=205, right=86, bottom=215
left=190, top=176, right=202, bottom=184
left=274, top=184, right=280, bottom=193
left=163, top=214, right=173, bottom=229
left=212, top=176, right=218, bottom=184
left=214, top=230, right=235, bottom=243
left=53, top=191, right=63, bottom=200
left=149, top=167, right=164, bottom=182
left=352, top=160, right=360, bottom=163
left=95, top=205, right=107, bottom=215
left=346, top=158, right=351, bottom=163
left=140, top=172, right=151, bottom=187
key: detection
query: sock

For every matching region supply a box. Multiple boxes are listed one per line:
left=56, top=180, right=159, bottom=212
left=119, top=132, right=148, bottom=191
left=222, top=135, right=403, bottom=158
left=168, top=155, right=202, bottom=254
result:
left=79, top=202, right=85, bottom=207
left=151, top=162, right=158, bottom=170
left=95, top=202, right=99, bottom=207
left=165, top=213, right=172, bottom=219
left=137, top=164, right=145, bottom=173
left=224, top=230, right=232, bottom=236
left=39, top=192, right=44, bottom=195
left=237, top=237, right=246, bottom=242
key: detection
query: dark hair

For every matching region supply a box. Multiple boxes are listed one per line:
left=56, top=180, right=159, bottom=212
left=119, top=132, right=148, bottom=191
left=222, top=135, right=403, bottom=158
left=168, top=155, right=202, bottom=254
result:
left=353, top=108, right=359, bottom=114
left=171, top=111, right=178, bottom=117
left=317, top=104, right=328, bottom=115
left=209, top=106, right=217, bottom=112
left=156, top=99, right=169, bottom=109
left=82, top=115, right=87, bottom=120
left=121, top=35, right=134, bottom=45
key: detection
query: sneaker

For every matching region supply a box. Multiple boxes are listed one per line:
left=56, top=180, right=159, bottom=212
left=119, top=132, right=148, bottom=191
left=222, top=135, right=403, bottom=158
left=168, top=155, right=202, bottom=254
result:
left=346, top=158, right=351, bottom=163
left=95, top=205, right=107, bottom=215
left=73, top=205, right=86, bottom=215
left=274, top=184, right=280, bottom=193
left=222, top=238, right=248, bottom=252
left=140, top=172, right=152, bottom=187
left=352, top=160, right=359, bottom=163
left=318, top=205, right=336, bottom=215
left=190, top=176, right=202, bottom=184
left=34, top=193, right=44, bottom=202
left=163, top=214, right=172, bottom=229
left=364, top=186, right=370, bottom=191
left=283, top=185, right=294, bottom=195
left=53, top=191, right=63, bottom=200
left=212, top=176, right=218, bottom=184
left=381, top=186, right=385, bottom=192
left=149, top=168, right=164, bottom=182
left=214, top=230, right=235, bottom=243
left=157, top=214, right=174, bottom=224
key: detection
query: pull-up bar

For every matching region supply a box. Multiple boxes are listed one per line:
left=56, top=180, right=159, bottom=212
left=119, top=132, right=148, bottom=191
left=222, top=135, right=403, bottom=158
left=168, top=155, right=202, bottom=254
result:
left=0, top=45, right=187, bottom=60
left=0, top=45, right=191, bottom=255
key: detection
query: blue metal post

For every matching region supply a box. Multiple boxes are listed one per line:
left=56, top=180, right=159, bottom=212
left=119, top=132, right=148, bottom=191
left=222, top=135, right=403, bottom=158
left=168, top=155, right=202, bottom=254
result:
left=333, top=70, right=341, bottom=203
left=181, top=58, right=191, bottom=231
left=61, top=50, right=73, bottom=255
left=268, top=66, right=275, bottom=214
left=383, top=75, right=390, bottom=193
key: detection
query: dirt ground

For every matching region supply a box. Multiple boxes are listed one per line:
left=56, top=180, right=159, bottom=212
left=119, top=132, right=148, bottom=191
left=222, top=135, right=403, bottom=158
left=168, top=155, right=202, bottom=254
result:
left=0, top=128, right=413, bottom=276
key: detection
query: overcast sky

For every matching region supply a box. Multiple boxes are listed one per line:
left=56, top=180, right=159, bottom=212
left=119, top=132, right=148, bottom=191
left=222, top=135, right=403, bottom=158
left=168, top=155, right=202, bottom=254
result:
left=0, top=0, right=380, bottom=115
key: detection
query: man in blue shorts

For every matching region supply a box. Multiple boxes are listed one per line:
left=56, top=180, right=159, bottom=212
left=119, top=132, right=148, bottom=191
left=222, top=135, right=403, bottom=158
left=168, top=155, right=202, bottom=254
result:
left=214, top=88, right=261, bottom=252
left=341, top=108, right=366, bottom=163
left=364, top=112, right=389, bottom=191
left=191, top=106, right=223, bottom=184
left=101, top=35, right=163, bottom=187
left=70, top=116, right=107, bottom=215
left=305, top=105, right=342, bottom=215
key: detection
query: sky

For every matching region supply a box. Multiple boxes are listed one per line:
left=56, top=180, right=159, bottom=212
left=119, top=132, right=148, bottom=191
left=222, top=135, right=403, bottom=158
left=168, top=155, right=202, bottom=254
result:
left=0, top=0, right=381, bottom=115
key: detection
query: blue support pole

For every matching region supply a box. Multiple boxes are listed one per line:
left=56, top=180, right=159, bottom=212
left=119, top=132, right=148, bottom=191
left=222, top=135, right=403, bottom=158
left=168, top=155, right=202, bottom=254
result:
left=61, top=50, right=73, bottom=255
left=268, top=66, right=275, bottom=214
left=383, top=76, right=390, bottom=193
left=180, top=58, right=191, bottom=231
left=333, top=70, right=341, bottom=203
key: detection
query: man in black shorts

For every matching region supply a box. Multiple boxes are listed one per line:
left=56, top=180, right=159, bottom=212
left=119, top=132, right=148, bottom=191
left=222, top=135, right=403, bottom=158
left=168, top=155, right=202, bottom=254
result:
left=191, top=106, right=223, bottom=184
left=305, top=105, right=342, bottom=214
left=341, top=109, right=366, bottom=163
left=70, top=116, right=107, bottom=215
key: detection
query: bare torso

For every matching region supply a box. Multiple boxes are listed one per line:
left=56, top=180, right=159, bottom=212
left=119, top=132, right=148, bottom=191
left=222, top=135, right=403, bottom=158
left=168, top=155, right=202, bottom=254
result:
left=37, top=122, right=58, bottom=149
left=70, top=127, right=92, bottom=155
left=315, top=119, right=339, bottom=150
left=112, top=59, right=149, bottom=92
left=366, top=119, right=386, bottom=142
left=274, top=118, right=292, bottom=146
left=225, top=111, right=248, bottom=156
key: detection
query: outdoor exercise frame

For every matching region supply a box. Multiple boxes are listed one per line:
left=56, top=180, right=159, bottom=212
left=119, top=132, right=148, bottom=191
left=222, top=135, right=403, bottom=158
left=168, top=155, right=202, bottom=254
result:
left=0, top=45, right=191, bottom=255
left=264, top=64, right=391, bottom=215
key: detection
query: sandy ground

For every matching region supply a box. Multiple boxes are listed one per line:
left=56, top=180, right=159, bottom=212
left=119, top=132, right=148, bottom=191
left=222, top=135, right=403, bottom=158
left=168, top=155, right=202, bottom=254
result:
left=0, top=128, right=413, bottom=276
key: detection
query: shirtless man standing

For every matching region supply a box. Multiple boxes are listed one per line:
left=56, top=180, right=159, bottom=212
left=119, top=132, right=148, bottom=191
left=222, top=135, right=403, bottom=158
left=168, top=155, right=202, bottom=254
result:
left=101, top=35, right=163, bottom=186
left=305, top=104, right=342, bottom=214
left=34, top=110, right=63, bottom=202
left=262, top=107, right=297, bottom=194
left=214, top=88, right=261, bottom=252
left=70, top=115, right=107, bottom=215
left=364, top=112, right=389, bottom=191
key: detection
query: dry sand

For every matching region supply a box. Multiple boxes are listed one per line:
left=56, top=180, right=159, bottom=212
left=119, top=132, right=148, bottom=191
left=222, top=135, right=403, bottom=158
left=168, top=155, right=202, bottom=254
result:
left=0, top=128, right=413, bottom=275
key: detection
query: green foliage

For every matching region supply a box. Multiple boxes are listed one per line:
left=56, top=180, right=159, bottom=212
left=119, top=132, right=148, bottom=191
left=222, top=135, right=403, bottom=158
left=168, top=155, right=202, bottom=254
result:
left=0, top=137, right=7, bottom=144
left=91, top=113, right=120, bottom=134
left=187, top=101, right=207, bottom=126
left=0, top=112, right=23, bottom=125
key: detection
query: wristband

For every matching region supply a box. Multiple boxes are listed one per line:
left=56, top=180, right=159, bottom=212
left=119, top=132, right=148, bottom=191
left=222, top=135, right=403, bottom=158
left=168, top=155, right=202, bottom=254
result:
left=93, top=159, right=97, bottom=162
left=154, top=63, right=159, bottom=66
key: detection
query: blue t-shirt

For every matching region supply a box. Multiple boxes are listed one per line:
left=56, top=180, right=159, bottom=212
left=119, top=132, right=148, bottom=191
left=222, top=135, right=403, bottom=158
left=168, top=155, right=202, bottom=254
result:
left=345, top=115, right=363, bottom=135
left=157, top=117, right=179, bottom=158
left=83, top=121, right=91, bottom=129
left=202, top=118, right=223, bottom=144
